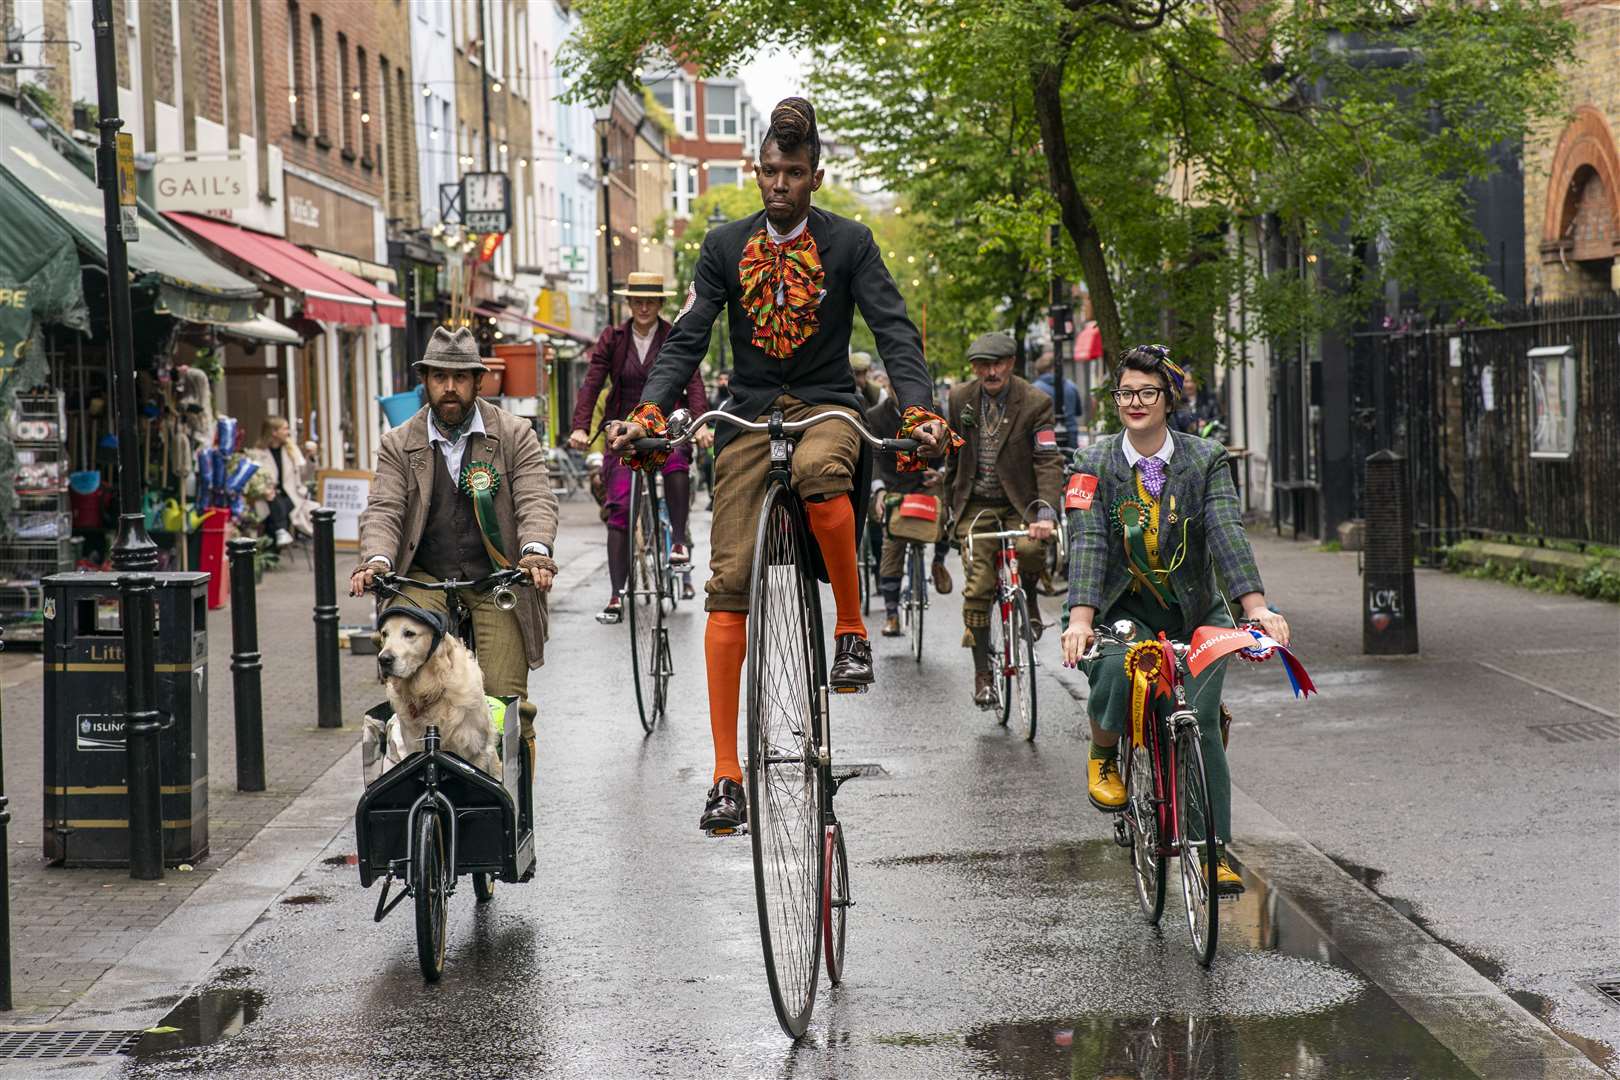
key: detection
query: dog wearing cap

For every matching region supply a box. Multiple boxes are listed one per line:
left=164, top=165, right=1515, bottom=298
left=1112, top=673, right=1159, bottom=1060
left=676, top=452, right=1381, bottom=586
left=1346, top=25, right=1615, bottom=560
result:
left=375, top=605, right=501, bottom=779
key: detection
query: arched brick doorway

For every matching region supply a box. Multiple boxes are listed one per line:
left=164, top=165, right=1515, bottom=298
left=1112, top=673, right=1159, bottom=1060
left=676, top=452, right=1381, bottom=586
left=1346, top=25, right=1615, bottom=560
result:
left=1541, top=106, right=1620, bottom=290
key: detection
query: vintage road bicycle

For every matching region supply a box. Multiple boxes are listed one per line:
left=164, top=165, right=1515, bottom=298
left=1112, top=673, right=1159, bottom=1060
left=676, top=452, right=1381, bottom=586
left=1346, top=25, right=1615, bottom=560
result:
left=1082, top=619, right=1286, bottom=967
left=626, top=468, right=679, bottom=733
left=964, top=503, right=1060, bottom=741
left=631, top=406, right=921, bottom=1039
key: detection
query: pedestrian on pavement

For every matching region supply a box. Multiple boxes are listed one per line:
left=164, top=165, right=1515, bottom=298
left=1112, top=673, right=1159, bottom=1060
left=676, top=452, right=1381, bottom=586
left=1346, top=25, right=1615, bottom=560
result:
left=1060, top=343, right=1291, bottom=896
left=943, top=331, right=1065, bottom=708
left=609, top=97, right=954, bottom=835
left=570, top=272, right=712, bottom=623
left=867, top=392, right=952, bottom=637
left=350, top=325, right=560, bottom=770
left=1031, top=350, right=1082, bottom=450
left=246, top=415, right=313, bottom=548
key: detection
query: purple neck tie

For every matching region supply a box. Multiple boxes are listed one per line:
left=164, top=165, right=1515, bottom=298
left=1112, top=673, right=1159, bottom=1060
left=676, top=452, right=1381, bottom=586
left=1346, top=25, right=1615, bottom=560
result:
left=1137, top=456, right=1167, bottom=500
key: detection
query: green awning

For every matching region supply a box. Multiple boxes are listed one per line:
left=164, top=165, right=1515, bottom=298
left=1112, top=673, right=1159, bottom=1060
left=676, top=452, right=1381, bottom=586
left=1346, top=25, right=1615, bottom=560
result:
left=0, top=104, right=260, bottom=324
left=0, top=163, right=88, bottom=356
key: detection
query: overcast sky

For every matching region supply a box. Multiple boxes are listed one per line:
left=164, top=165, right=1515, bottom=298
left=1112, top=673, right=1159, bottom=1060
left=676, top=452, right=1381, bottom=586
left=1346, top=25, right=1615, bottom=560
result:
left=737, top=45, right=811, bottom=121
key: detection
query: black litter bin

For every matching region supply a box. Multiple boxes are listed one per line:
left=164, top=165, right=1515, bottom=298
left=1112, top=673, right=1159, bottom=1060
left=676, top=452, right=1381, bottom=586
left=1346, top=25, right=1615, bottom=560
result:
left=41, top=572, right=210, bottom=867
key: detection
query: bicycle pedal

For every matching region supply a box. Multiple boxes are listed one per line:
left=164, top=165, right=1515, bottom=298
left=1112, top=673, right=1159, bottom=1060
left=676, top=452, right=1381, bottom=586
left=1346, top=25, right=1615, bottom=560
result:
left=705, top=825, right=748, bottom=838
left=831, top=684, right=868, bottom=695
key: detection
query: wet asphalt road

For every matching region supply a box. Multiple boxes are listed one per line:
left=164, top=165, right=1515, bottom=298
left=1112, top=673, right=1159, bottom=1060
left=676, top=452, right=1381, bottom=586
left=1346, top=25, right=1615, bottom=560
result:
left=115, top=508, right=1484, bottom=1078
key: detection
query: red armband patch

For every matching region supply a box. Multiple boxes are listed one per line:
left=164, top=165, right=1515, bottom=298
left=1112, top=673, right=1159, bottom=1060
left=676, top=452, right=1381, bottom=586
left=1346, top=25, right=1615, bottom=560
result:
left=1065, top=472, right=1099, bottom=511
left=1034, top=428, right=1057, bottom=451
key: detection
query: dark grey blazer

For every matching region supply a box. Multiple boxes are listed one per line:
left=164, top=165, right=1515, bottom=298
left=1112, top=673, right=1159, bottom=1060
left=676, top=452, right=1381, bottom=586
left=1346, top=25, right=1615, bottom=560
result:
left=640, top=206, right=935, bottom=455
left=1065, top=431, right=1263, bottom=634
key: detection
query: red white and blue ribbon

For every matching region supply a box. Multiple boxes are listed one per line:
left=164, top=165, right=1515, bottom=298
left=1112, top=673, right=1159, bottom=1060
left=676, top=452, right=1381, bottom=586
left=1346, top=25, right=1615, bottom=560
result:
left=1185, top=625, right=1317, bottom=698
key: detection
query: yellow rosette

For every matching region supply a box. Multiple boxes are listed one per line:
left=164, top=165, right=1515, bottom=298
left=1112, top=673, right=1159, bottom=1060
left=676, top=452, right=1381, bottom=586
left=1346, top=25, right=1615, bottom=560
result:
left=1122, top=639, right=1166, bottom=747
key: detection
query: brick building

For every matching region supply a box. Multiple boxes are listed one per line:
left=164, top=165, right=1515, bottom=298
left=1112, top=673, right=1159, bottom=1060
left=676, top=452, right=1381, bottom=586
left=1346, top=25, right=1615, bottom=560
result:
left=2, top=0, right=418, bottom=471
left=1523, top=1, right=1620, bottom=302
left=645, top=62, right=765, bottom=226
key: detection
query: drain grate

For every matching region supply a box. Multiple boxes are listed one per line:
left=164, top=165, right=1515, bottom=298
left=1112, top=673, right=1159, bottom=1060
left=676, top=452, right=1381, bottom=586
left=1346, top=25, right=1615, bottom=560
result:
left=1594, top=981, right=1620, bottom=1007
left=1528, top=718, right=1620, bottom=744
left=0, top=1030, right=144, bottom=1060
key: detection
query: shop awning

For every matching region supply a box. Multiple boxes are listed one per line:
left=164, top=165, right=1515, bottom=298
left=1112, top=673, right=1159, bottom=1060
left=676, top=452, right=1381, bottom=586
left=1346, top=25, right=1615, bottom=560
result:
left=0, top=104, right=260, bottom=325
left=473, top=303, right=594, bottom=345
left=166, top=212, right=404, bottom=328
left=208, top=311, right=305, bottom=345
left=313, top=248, right=398, bottom=286
left=0, top=165, right=88, bottom=344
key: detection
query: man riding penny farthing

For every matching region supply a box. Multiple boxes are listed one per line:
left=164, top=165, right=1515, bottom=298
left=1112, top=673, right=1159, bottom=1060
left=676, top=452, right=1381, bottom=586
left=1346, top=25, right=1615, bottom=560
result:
left=608, top=97, right=957, bottom=1037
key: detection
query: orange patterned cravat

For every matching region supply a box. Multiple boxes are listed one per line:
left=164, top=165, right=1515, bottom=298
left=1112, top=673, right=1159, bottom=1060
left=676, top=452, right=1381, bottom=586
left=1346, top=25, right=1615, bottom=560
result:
left=738, top=227, right=824, bottom=359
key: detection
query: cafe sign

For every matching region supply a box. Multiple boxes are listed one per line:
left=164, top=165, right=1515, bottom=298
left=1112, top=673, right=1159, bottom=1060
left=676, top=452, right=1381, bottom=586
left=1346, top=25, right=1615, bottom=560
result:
left=152, top=153, right=251, bottom=212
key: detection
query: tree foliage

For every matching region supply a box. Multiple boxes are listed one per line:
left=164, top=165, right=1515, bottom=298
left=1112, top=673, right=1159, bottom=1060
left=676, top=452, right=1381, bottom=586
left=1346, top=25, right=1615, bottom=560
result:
left=562, top=0, right=1574, bottom=374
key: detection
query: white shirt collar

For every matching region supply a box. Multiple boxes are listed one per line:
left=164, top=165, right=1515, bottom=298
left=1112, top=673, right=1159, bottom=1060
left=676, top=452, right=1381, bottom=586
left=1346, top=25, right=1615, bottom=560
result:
left=428, top=402, right=486, bottom=447
left=1121, top=429, right=1173, bottom=467
left=766, top=215, right=809, bottom=244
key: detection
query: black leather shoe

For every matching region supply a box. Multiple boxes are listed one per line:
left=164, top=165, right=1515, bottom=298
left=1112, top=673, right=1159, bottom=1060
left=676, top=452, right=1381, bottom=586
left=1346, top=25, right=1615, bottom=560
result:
left=830, top=634, right=874, bottom=690
left=700, top=778, right=747, bottom=835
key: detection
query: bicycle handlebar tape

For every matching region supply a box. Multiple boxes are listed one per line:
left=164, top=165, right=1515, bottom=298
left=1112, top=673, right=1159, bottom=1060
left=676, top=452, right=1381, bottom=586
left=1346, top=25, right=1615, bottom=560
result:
left=804, top=495, right=866, bottom=640
left=705, top=612, right=749, bottom=785
left=894, top=406, right=964, bottom=473
left=623, top=402, right=671, bottom=469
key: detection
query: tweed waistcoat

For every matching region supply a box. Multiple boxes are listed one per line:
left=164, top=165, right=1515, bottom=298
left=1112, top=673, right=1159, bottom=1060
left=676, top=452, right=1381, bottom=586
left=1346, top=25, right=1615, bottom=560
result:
left=413, top=456, right=489, bottom=580
left=972, top=390, right=1011, bottom=499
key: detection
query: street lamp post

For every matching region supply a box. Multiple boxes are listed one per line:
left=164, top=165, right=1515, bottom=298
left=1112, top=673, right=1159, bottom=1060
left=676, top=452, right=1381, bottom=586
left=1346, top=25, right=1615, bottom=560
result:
left=707, top=204, right=729, bottom=374
left=91, top=0, right=157, bottom=571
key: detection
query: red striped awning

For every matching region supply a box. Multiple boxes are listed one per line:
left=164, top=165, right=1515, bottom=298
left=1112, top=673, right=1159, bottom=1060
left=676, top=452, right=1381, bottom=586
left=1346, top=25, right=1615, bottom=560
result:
left=165, top=212, right=404, bottom=328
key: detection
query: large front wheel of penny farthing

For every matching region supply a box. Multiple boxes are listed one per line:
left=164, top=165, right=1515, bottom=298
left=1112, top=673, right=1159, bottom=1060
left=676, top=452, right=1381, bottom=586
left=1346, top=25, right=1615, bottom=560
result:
left=746, top=485, right=825, bottom=1039
left=627, top=470, right=666, bottom=733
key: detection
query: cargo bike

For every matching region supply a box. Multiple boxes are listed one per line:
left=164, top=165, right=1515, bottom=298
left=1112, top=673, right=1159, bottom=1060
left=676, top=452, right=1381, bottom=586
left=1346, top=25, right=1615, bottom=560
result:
left=354, top=569, right=536, bottom=981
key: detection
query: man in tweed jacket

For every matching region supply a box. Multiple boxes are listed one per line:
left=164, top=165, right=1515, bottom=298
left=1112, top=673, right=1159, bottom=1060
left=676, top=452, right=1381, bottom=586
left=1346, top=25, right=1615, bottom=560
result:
left=1061, top=345, right=1290, bottom=896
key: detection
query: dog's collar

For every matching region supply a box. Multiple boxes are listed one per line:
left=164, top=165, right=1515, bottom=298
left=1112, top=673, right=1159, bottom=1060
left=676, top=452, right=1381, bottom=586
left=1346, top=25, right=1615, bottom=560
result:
left=378, top=604, right=447, bottom=661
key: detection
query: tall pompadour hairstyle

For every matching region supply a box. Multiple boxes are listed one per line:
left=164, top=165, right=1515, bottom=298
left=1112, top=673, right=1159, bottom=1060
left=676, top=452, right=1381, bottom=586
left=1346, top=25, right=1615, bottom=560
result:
left=761, top=97, right=821, bottom=170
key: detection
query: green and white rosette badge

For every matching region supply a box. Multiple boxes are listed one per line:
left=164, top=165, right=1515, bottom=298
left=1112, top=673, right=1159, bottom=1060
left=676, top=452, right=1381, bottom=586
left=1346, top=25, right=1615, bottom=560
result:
left=458, top=460, right=511, bottom=569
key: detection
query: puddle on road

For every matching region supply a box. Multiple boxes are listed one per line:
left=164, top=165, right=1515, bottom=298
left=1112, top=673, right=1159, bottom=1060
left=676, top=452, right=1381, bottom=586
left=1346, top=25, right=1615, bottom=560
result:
left=127, top=987, right=265, bottom=1060
left=877, top=840, right=1475, bottom=1077
left=964, top=1006, right=1469, bottom=1079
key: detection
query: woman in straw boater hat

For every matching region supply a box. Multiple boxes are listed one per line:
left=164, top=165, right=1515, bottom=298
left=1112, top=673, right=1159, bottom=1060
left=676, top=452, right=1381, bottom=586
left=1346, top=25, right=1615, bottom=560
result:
left=571, top=271, right=711, bottom=623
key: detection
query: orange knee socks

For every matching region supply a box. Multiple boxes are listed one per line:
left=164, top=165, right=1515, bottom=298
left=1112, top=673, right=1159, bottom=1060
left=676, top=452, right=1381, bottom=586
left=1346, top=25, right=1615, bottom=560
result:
left=705, top=611, right=748, bottom=784
left=806, top=494, right=866, bottom=639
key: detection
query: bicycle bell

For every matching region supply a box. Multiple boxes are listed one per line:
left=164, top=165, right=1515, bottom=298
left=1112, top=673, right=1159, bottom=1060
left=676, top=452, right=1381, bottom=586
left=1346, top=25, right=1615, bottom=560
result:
left=666, top=407, right=693, bottom=438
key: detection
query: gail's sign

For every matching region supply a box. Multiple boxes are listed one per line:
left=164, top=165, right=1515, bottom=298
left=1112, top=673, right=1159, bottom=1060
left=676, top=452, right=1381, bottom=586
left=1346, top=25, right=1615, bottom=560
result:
left=152, top=154, right=250, bottom=212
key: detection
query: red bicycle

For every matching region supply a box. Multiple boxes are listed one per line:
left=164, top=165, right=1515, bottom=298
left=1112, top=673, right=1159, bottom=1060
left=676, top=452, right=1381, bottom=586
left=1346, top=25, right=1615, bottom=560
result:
left=1083, top=622, right=1245, bottom=966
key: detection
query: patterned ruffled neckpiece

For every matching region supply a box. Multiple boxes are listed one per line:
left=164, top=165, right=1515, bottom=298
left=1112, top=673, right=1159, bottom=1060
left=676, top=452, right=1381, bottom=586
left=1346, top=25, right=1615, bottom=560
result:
left=738, top=225, right=824, bottom=359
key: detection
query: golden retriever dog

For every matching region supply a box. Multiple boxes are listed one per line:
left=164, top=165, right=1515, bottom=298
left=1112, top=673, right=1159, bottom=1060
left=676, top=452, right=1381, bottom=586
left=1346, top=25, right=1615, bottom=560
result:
left=375, top=607, right=501, bottom=779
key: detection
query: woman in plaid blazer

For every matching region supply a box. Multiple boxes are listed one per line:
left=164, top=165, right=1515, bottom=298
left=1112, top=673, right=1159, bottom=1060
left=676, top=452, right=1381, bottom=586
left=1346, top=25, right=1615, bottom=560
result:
left=1060, top=345, right=1291, bottom=895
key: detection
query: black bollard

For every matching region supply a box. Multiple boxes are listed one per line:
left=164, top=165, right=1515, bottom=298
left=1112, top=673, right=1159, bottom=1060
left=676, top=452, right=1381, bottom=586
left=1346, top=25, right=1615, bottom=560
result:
left=312, top=509, right=342, bottom=729
left=120, top=574, right=164, bottom=880
left=1, top=625, right=12, bottom=1010
left=228, top=539, right=266, bottom=791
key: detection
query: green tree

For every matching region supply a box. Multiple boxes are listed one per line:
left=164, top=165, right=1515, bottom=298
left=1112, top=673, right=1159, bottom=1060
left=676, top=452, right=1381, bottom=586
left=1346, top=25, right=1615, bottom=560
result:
left=561, top=0, right=1573, bottom=372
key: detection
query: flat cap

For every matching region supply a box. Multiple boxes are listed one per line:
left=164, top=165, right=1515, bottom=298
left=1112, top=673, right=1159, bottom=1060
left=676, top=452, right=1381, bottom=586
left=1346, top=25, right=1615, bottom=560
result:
left=966, top=332, right=1017, bottom=362
left=414, top=326, right=488, bottom=373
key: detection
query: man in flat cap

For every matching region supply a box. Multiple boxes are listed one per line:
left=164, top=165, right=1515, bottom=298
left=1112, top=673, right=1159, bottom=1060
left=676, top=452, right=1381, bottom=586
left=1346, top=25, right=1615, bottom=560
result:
left=944, top=331, right=1064, bottom=709
left=351, top=325, right=559, bottom=767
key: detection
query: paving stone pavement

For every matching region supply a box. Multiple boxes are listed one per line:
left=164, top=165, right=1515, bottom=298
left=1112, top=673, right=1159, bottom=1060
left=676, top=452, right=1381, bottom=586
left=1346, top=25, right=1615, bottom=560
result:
left=0, top=504, right=613, bottom=1025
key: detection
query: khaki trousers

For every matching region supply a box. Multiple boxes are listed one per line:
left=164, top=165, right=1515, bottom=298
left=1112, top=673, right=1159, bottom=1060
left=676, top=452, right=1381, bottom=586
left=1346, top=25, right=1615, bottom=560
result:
left=705, top=396, right=860, bottom=612
left=955, top=497, right=1046, bottom=623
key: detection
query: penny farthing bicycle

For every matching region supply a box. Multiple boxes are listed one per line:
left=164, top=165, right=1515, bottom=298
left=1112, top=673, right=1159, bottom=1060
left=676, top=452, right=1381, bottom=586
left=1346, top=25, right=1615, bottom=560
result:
left=632, top=406, right=921, bottom=1038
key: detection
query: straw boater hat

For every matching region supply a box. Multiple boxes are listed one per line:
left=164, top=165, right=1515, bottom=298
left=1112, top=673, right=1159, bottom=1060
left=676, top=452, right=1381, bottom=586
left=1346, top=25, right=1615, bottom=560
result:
left=415, top=326, right=489, bottom=373
left=613, top=271, right=676, bottom=298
